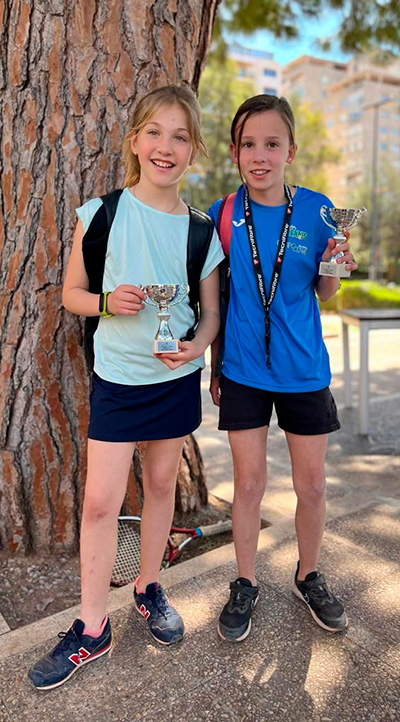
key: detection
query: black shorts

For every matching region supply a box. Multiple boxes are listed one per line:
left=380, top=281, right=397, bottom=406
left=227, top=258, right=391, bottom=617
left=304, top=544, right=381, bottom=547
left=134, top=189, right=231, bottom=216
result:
left=89, top=369, right=201, bottom=442
left=218, top=374, right=340, bottom=436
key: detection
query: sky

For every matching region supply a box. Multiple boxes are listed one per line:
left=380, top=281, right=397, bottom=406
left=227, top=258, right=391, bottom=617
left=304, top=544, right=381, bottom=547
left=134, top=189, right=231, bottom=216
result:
left=228, top=7, right=352, bottom=67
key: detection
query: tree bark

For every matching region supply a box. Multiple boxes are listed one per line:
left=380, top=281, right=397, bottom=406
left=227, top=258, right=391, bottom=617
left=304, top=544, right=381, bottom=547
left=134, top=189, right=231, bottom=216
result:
left=0, top=0, right=219, bottom=554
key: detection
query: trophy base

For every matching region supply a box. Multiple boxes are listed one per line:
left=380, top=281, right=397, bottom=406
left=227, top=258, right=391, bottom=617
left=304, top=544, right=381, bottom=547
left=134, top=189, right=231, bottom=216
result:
left=319, top=261, right=351, bottom=279
left=153, top=338, right=180, bottom=354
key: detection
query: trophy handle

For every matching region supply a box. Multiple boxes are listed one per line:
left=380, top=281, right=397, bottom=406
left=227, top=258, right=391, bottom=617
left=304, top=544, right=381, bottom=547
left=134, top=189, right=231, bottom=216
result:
left=169, top=283, right=189, bottom=306
left=320, top=205, right=337, bottom=231
left=138, top=284, right=158, bottom=307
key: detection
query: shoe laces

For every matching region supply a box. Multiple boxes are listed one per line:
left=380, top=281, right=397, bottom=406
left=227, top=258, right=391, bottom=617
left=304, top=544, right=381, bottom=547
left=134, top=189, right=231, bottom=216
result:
left=54, top=627, right=80, bottom=656
left=148, top=586, right=169, bottom=618
left=312, top=584, right=331, bottom=599
left=308, top=580, right=334, bottom=603
left=228, top=588, right=251, bottom=613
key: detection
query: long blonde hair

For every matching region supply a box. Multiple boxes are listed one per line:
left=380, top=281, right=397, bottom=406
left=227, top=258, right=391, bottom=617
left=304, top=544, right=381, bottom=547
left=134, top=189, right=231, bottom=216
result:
left=122, top=85, right=207, bottom=187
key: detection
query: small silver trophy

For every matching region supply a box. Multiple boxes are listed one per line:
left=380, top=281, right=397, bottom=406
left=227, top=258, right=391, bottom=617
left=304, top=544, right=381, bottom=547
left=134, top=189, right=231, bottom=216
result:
left=320, top=206, right=366, bottom=278
left=141, top=284, right=189, bottom=353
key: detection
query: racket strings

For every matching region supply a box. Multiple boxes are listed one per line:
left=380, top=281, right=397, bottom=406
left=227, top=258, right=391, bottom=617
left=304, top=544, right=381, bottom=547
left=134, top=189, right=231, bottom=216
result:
left=111, top=520, right=141, bottom=586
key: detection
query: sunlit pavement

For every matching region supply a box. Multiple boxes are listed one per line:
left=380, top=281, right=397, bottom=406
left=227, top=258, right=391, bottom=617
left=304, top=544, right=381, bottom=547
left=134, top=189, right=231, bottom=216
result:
left=0, top=315, right=399, bottom=721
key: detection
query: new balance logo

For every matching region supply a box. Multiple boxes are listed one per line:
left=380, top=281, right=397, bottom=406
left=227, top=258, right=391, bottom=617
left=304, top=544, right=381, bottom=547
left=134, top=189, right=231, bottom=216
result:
left=69, top=647, right=90, bottom=667
left=139, top=604, right=150, bottom=620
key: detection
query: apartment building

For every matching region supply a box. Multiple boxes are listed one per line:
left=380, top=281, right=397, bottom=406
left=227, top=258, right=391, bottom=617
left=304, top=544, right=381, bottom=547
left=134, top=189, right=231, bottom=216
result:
left=282, top=55, right=400, bottom=205
left=228, top=42, right=281, bottom=96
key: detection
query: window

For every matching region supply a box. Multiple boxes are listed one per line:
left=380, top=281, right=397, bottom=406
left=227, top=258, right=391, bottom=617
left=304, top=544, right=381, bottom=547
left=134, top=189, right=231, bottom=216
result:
left=263, top=68, right=277, bottom=77
left=237, top=67, right=247, bottom=78
left=349, top=111, right=361, bottom=122
left=348, top=91, right=364, bottom=105
left=263, top=88, right=277, bottom=95
left=380, top=142, right=388, bottom=150
left=380, top=126, right=388, bottom=134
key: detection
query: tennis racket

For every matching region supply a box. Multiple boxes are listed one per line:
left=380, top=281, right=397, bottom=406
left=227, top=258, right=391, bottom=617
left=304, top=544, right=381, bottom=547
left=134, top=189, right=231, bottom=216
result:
left=110, top=515, right=232, bottom=587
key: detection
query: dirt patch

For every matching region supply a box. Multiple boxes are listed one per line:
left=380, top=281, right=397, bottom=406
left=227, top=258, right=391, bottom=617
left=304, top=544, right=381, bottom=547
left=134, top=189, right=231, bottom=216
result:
left=0, top=495, right=269, bottom=630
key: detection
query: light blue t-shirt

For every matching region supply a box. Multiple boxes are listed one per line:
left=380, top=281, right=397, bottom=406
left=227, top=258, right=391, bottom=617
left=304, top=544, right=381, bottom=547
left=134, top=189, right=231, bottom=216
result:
left=208, top=185, right=334, bottom=393
left=77, top=188, right=224, bottom=385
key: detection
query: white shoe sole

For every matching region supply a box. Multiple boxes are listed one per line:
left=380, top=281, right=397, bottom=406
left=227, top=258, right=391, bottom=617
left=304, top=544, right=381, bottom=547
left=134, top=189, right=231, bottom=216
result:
left=292, top=584, right=348, bottom=633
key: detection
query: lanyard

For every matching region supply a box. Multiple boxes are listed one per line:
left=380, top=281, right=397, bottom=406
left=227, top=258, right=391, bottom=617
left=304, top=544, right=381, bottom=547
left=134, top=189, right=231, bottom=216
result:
left=243, top=183, right=293, bottom=368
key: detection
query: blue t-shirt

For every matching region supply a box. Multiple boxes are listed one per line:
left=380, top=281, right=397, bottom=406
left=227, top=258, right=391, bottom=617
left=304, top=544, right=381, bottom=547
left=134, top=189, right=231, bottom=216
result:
left=77, top=189, right=224, bottom=385
left=209, top=185, right=334, bottom=393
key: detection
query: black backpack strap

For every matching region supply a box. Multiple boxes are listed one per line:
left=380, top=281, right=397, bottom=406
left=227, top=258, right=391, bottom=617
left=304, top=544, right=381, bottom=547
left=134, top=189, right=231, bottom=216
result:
left=181, top=206, right=215, bottom=341
left=82, top=189, right=123, bottom=293
left=82, top=189, right=123, bottom=368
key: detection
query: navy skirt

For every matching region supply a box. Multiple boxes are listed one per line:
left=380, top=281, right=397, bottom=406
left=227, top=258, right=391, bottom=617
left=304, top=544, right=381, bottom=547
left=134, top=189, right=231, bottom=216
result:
left=88, top=370, right=202, bottom=442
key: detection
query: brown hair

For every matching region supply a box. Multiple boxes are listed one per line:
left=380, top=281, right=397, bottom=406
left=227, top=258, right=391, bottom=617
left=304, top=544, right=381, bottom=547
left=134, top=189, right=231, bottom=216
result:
left=122, top=85, right=207, bottom=187
left=231, top=95, right=295, bottom=177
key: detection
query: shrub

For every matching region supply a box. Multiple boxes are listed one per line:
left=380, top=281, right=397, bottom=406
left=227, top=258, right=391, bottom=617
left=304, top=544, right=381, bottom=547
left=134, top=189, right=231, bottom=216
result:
left=320, top=281, right=400, bottom=312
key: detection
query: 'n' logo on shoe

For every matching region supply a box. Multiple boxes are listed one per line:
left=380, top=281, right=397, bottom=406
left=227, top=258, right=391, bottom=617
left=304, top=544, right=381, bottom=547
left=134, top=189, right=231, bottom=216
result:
left=69, top=647, right=91, bottom=667
left=139, top=604, right=150, bottom=620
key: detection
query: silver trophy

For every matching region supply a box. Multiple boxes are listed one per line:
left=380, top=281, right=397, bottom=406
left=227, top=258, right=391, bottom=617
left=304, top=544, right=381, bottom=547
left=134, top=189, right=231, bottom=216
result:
left=320, top=206, right=366, bottom=278
left=140, top=284, right=189, bottom=353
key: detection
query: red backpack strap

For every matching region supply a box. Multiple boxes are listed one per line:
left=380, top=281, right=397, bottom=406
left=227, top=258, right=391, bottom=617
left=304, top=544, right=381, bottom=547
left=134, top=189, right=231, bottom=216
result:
left=216, top=192, right=236, bottom=256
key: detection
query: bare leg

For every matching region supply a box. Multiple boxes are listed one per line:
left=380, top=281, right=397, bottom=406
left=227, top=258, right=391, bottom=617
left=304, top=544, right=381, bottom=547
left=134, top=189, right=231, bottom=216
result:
left=80, top=439, right=135, bottom=629
left=137, top=436, right=186, bottom=591
left=228, top=427, right=268, bottom=586
left=285, top=432, right=328, bottom=580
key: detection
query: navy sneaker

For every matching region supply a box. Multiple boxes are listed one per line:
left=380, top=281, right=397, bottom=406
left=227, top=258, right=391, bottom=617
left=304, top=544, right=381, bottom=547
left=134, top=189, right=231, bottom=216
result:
left=293, top=562, right=348, bottom=632
left=28, top=618, right=112, bottom=691
left=218, top=578, right=259, bottom=642
left=134, top=582, right=184, bottom=645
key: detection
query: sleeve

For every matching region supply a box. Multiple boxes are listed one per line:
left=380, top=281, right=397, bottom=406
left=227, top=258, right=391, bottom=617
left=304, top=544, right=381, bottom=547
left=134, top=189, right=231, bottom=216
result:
left=315, top=196, right=335, bottom=264
left=199, top=228, right=225, bottom=281
left=75, top=197, right=103, bottom=233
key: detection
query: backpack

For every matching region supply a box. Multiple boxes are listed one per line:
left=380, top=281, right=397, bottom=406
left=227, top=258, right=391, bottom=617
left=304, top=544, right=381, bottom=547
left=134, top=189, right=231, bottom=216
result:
left=82, top=189, right=214, bottom=369
left=216, top=192, right=236, bottom=255
left=214, top=191, right=237, bottom=376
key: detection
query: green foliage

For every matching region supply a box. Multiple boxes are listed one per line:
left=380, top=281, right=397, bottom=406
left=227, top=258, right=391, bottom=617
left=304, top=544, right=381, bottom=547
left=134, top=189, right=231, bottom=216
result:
left=320, top=280, right=400, bottom=312
left=181, top=57, right=257, bottom=210
left=217, top=1, right=400, bottom=54
left=286, top=96, right=340, bottom=194
left=181, top=62, right=340, bottom=208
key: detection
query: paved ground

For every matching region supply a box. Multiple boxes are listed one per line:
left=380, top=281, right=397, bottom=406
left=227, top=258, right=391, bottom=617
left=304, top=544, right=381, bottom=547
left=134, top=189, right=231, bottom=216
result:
left=0, top=316, right=399, bottom=722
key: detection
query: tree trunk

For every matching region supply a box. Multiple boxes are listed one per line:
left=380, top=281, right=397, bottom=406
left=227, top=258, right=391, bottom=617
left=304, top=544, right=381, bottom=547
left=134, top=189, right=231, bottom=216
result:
left=0, top=0, right=219, bottom=554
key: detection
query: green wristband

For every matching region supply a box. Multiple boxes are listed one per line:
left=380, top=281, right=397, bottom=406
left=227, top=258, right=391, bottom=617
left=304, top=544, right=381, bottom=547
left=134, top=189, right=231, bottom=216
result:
left=101, top=291, right=114, bottom=318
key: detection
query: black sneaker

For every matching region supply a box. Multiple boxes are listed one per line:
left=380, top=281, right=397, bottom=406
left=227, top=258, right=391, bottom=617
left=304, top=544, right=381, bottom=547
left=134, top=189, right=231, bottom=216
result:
left=218, top=578, right=259, bottom=642
left=293, top=562, right=348, bottom=632
left=28, top=618, right=112, bottom=690
left=134, top=582, right=184, bottom=645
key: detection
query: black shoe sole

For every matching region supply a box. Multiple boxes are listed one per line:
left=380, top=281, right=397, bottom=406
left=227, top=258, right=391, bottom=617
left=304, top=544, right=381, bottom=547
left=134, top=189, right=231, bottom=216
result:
left=293, top=584, right=348, bottom=632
